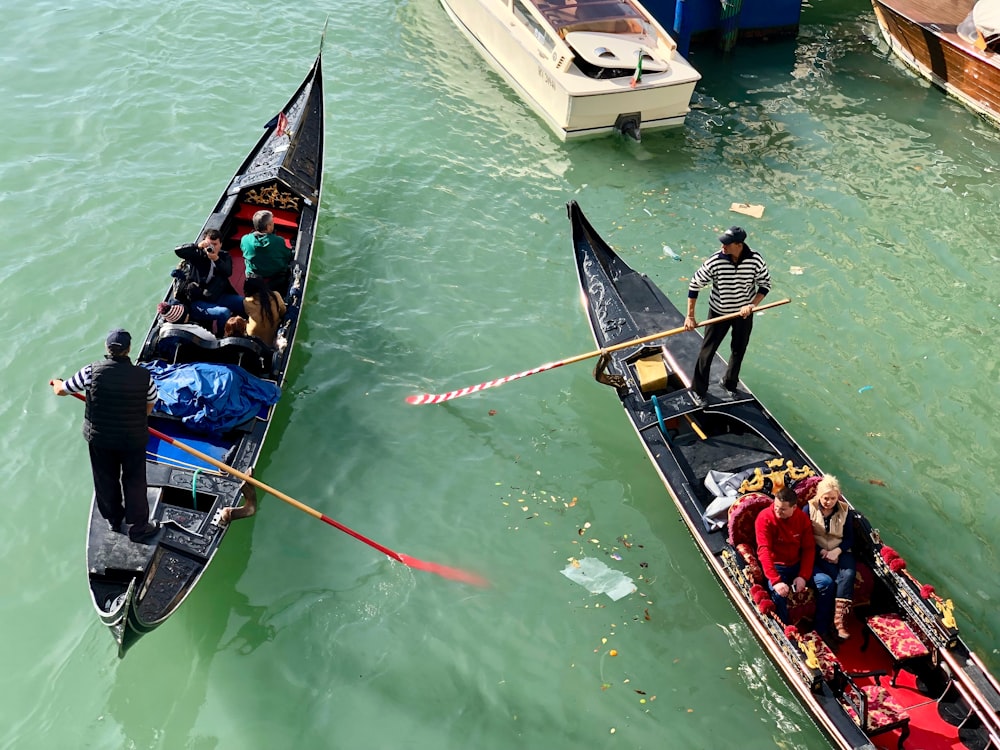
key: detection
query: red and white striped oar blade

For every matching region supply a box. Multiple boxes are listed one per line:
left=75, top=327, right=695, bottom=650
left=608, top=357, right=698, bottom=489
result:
left=406, top=300, right=793, bottom=406
left=405, top=361, right=563, bottom=405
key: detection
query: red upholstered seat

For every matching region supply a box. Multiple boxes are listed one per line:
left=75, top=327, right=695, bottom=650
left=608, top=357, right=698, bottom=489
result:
left=799, top=630, right=840, bottom=681
left=792, top=475, right=821, bottom=508
left=864, top=613, right=931, bottom=687
left=836, top=668, right=911, bottom=749
left=234, top=203, right=299, bottom=228
left=736, top=543, right=763, bottom=584
left=727, top=492, right=773, bottom=547
left=728, top=490, right=873, bottom=630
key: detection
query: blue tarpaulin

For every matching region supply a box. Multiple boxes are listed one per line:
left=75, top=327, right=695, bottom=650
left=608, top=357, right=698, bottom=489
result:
left=142, top=361, right=281, bottom=435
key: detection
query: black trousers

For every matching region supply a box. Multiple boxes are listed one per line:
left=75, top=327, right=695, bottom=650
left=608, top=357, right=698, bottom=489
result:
left=88, top=444, right=149, bottom=527
left=692, top=309, right=754, bottom=396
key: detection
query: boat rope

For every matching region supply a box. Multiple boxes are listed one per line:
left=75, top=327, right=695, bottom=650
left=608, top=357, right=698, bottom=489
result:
left=651, top=395, right=668, bottom=437
left=144, top=450, right=225, bottom=476
left=191, top=469, right=202, bottom=510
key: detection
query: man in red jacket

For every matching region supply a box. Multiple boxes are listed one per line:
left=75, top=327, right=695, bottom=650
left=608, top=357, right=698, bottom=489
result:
left=755, top=487, right=834, bottom=631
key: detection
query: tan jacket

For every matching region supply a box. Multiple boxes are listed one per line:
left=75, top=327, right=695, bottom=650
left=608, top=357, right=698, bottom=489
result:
left=808, top=499, right=849, bottom=552
left=244, top=291, right=287, bottom=346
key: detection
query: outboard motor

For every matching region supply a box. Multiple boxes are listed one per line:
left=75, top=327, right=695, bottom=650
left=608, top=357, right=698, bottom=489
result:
left=615, top=112, right=641, bottom=142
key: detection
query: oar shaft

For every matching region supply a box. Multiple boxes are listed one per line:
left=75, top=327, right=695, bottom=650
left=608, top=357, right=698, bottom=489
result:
left=558, top=298, right=791, bottom=366
left=408, top=298, right=790, bottom=404
left=148, top=427, right=317, bottom=518
left=147, top=427, right=405, bottom=564
left=58, top=389, right=485, bottom=583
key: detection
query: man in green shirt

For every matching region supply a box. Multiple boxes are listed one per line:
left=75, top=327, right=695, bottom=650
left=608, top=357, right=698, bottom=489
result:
left=240, top=210, right=292, bottom=291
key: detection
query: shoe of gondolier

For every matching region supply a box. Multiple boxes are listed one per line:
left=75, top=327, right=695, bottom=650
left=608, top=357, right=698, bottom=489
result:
left=689, top=390, right=707, bottom=408
left=128, top=521, right=161, bottom=544
left=718, top=379, right=738, bottom=400
left=107, top=518, right=127, bottom=535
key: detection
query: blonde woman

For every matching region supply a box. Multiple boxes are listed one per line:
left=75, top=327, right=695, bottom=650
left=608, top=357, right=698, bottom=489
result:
left=808, top=475, right=856, bottom=640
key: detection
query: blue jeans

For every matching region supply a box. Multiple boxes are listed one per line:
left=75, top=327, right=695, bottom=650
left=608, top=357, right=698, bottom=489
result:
left=767, top=563, right=834, bottom=633
left=190, top=294, right=245, bottom=330
left=814, top=552, right=856, bottom=600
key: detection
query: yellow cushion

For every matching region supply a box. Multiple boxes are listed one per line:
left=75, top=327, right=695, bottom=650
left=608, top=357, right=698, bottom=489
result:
left=635, top=356, right=667, bottom=393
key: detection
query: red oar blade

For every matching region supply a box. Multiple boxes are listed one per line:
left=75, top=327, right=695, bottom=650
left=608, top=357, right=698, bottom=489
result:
left=57, top=388, right=485, bottom=588
left=397, top=553, right=490, bottom=588
left=316, top=514, right=489, bottom=587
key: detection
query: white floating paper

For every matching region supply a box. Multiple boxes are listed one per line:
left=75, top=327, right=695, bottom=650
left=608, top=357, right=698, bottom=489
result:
left=561, top=557, right=637, bottom=601
left=729, top=202, right=765, bottom=219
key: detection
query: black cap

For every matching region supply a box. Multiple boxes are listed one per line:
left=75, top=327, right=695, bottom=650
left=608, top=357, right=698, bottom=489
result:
left=106, top=328, right=131, bottom=353
left=718, top=226, right=747, bottom=244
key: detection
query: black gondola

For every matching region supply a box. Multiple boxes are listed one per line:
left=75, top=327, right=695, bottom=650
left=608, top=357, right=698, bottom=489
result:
left=85, top=51, right=324, bottom=657
left=569, top=200, right=1000, bottom=750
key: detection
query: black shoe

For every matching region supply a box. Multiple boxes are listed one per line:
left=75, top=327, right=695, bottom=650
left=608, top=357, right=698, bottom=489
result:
left=719, top=378, right=738, bottom=392
left=107, top=519, right=127, bottom=535
left=718, top=379, right=738, bottom=398
left=689, top=390, right=707, bottom=407
left=129, top=521, right=161, bottom=543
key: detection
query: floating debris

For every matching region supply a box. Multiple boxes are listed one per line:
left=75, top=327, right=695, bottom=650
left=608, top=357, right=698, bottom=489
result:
left=561, top=557, right=637, bottom=600
left=730, top=202, right=765, bottom=218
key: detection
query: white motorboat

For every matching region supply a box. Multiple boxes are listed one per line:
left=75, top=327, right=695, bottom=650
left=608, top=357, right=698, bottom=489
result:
left=438, top=0, right=702, bottom=140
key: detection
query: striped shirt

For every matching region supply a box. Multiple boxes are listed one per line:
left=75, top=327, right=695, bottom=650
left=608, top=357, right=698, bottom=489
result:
left=687, top=244, right=771, bottom=315
left=65, top=362, right=158, bottom=403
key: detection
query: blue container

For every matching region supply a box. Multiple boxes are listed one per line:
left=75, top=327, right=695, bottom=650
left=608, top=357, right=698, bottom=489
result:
left=646, top=0, right=802, bottom=53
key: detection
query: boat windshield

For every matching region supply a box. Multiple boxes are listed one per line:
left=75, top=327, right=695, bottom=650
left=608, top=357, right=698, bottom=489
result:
left=532, top=0, right=651, bottom=36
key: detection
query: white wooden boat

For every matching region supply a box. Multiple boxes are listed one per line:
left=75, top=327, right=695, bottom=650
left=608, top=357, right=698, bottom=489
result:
left=438, top=0, right=701, bottom=140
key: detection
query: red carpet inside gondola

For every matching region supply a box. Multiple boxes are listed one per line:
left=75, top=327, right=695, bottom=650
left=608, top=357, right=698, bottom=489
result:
left=832, top=614, right=983, bottom=750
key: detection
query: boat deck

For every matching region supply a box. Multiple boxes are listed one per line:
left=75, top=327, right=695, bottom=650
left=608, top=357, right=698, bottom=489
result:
left=876, top=0, right=970, bottom=28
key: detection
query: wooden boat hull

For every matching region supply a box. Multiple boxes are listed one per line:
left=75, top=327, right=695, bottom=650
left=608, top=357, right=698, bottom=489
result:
left=569, top=200, right=1000, bottom=749
left=439, top=0, right=701, bottom=139
left=871, top=0, right=1000, bottom=127
left=85, top=52, right=325, bottom=657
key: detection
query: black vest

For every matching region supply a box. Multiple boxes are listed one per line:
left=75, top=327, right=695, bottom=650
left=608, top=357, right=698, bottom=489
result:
left=83, top=356, right=151, bottom=449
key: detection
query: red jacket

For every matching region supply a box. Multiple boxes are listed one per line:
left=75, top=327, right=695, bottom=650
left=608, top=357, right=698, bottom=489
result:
left=754, top=505, right=815, bottom=584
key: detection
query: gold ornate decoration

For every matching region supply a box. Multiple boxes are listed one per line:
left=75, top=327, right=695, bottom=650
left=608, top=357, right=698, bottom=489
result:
left=245, top=184, right=300, bottom=211
left=936, top=598, right=956, bottom=629
left=798, top=638, right=820, bottom=670
left=739, top=459, right=815, bottom=495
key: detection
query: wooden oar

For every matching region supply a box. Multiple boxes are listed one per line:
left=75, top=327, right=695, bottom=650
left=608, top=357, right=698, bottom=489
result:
left=57, top=388, right=487, bottom=587
left=407, top=298, right=791, bottom=405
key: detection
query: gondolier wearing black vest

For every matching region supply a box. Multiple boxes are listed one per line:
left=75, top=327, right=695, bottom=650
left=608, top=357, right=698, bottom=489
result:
left=683, top=226, right=771, bottom=403
left=51, top=329, right=161, bottom=543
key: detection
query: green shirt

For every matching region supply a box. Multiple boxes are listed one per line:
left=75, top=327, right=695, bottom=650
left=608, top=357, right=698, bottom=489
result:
left=240, top=231, right=292, bottom=278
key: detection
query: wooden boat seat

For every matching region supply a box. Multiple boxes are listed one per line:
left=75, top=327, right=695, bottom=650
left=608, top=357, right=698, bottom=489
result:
left=863, top=613, right=932, bottom=687
left=833, top=666, right=911, bottom=749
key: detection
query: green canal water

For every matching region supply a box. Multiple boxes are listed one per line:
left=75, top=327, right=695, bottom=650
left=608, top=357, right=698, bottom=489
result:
left=2, top=0, right=998, bottom=748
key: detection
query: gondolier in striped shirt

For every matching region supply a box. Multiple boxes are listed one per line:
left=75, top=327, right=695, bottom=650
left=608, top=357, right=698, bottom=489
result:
left=683, top=226, right=771, bottom=402
left=51, top=329, right=161, bottom=543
